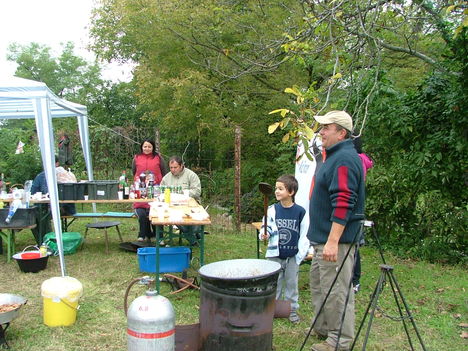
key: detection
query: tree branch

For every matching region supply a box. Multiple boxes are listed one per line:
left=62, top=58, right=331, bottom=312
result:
left=359, top=31, right=460, bottom=76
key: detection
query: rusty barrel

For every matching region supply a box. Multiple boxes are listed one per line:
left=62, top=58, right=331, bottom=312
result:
left=198, top=259, right=281, bottom=351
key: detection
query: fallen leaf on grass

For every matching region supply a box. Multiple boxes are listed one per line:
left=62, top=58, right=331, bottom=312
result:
left=416, top=297, right=428, bottom=305
left=453, top=313, right=462, bottom=319
left=459, top=323, right=468, bottom=328
left=436, top=287, right=445, bottom=293
left=461, top=331, right=468, bottom=339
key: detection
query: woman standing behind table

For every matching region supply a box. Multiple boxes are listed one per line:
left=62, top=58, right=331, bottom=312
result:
left=132, top=139, right=168, bottom=241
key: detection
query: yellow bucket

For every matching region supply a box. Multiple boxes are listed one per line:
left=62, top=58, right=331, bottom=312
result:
left=41, top=276, right=83, bottom=327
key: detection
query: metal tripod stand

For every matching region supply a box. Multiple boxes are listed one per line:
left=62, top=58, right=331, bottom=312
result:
left=301, top=221, right=428, bottom=351
left=351, top=222, right=427, bottom=351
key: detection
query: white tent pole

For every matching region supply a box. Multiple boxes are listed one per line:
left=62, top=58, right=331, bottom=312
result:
left=77, top=114, right=97, bottom=213
left=77, top=114, right=94, bottom=181
left=34, top=96, right=66, bottom=277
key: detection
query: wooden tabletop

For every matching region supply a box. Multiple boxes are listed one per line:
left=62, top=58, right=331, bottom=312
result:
left=149, top=203, right=211, bottom=225
left=43, top=198, right=151, bottom=204
left=1, top=198, right=153, bottom=204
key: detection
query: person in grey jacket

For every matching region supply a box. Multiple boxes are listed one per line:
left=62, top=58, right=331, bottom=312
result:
left=160, top=156, right=201, bottom=201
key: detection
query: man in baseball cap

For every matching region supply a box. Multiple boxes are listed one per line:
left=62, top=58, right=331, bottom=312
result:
left=314, top=110, right=353, bottom=132
left=313, top=110, right=353, bottom=150
left=307, top=110, right=365, bottom=351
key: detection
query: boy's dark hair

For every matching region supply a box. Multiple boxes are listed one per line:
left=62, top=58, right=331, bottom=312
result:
left=276, top=174, right=299, bottom=201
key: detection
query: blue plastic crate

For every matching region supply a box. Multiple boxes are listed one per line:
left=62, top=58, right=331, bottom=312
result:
left=137, top=246, right=191, bottom=273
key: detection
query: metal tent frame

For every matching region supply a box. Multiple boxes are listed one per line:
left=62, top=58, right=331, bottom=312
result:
left=0, top=76, right=94, bottom=276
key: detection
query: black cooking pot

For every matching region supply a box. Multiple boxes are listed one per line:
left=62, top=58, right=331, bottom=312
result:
left=198, top=259, right=281, bottom=351
left=12, top=251, right=49, bottom=273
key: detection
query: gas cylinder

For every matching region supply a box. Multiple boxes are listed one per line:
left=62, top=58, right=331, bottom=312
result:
left=127, top=290, right=175, bottom=351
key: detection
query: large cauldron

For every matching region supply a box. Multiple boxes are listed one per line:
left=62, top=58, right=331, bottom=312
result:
left=198, top=259, right=281, bottom=351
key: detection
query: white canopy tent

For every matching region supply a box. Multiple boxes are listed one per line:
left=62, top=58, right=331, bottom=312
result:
left=0, top=76, right=94, bottom=276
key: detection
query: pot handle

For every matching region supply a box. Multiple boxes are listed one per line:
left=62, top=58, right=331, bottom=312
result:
left=22, top=245, right=39, bottom=252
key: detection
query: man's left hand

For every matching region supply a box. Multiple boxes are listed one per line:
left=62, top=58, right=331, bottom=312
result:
left=323, top=222, right=346, bottom=262
left=323, top=241, right=338, bottom=262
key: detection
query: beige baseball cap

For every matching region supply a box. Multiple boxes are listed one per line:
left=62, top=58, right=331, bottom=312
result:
left=314, top=110, right=353, bottom=132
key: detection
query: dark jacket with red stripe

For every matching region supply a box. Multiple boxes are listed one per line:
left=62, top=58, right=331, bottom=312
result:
left=307, top=139, right=365, bottom=244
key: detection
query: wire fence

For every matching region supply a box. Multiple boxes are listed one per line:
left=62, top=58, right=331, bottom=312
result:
left=206, top=210, right=257, bottom=235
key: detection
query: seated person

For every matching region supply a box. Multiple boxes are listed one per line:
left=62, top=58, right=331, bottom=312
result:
left=160, top=156, right=202, bottom=241
left=31, top=156, right=76, bottom=216
left=160, top=156, right=201, bottom=201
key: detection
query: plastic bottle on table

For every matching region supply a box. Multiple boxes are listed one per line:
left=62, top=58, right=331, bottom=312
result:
left=129, top=184, right=135, bottom=199
left=164, top=187, right=171, bottom=204
left=123, top=174, right=130, bottom=199
left=23, top=180, right=33, bottom=208
left=118, top=171, right=126, bottom=191
left=5, top=199, right=21, bottom=223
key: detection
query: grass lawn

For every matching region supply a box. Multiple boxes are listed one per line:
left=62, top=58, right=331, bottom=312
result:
left=1, top=213, right=467, bottom=351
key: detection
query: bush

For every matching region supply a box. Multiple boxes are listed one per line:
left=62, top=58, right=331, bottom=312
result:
left=364, top=72, right=467, bottom=264
left=410, top=191, right=467, bottom=264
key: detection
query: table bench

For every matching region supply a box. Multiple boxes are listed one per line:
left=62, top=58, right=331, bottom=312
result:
left=0, top=224, right=37, bottom=262
left=150, top=204, right=211, bottom=267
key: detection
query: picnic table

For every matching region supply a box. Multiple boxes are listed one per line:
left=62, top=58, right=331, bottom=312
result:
left=149, top=200, right=211, bottom=266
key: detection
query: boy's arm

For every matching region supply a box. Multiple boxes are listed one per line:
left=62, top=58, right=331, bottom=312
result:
left=259, top=205, right=275, bottom=240
left=259, top=215, right=272, bottom=240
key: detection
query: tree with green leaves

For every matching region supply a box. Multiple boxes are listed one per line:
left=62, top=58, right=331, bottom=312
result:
left=89, top=0, right=306, bottom=173
left=7, top=42, right=105, bottom=101
left=268, top=0, right=467, bottom=136
left=266, top=0, right=467, bottom=263
left=5, top=42, right=145, bottom=179
left=87, top=0, right=467, bottom=262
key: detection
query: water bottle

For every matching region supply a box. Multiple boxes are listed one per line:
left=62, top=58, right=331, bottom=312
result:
left=147, top=173, right=154, bottom=199
left=5, top=199, right=21, bottom=223
left=154, top=185, right=161, bottom=199
left=147, top=181, right=154, bottom=199
left=24, top=180, right=33, bottom=208
left=129, top=184, right=136, bottom=199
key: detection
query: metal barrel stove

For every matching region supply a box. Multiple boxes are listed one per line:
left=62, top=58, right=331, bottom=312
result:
left=198, top=259, right=281, bottom=351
